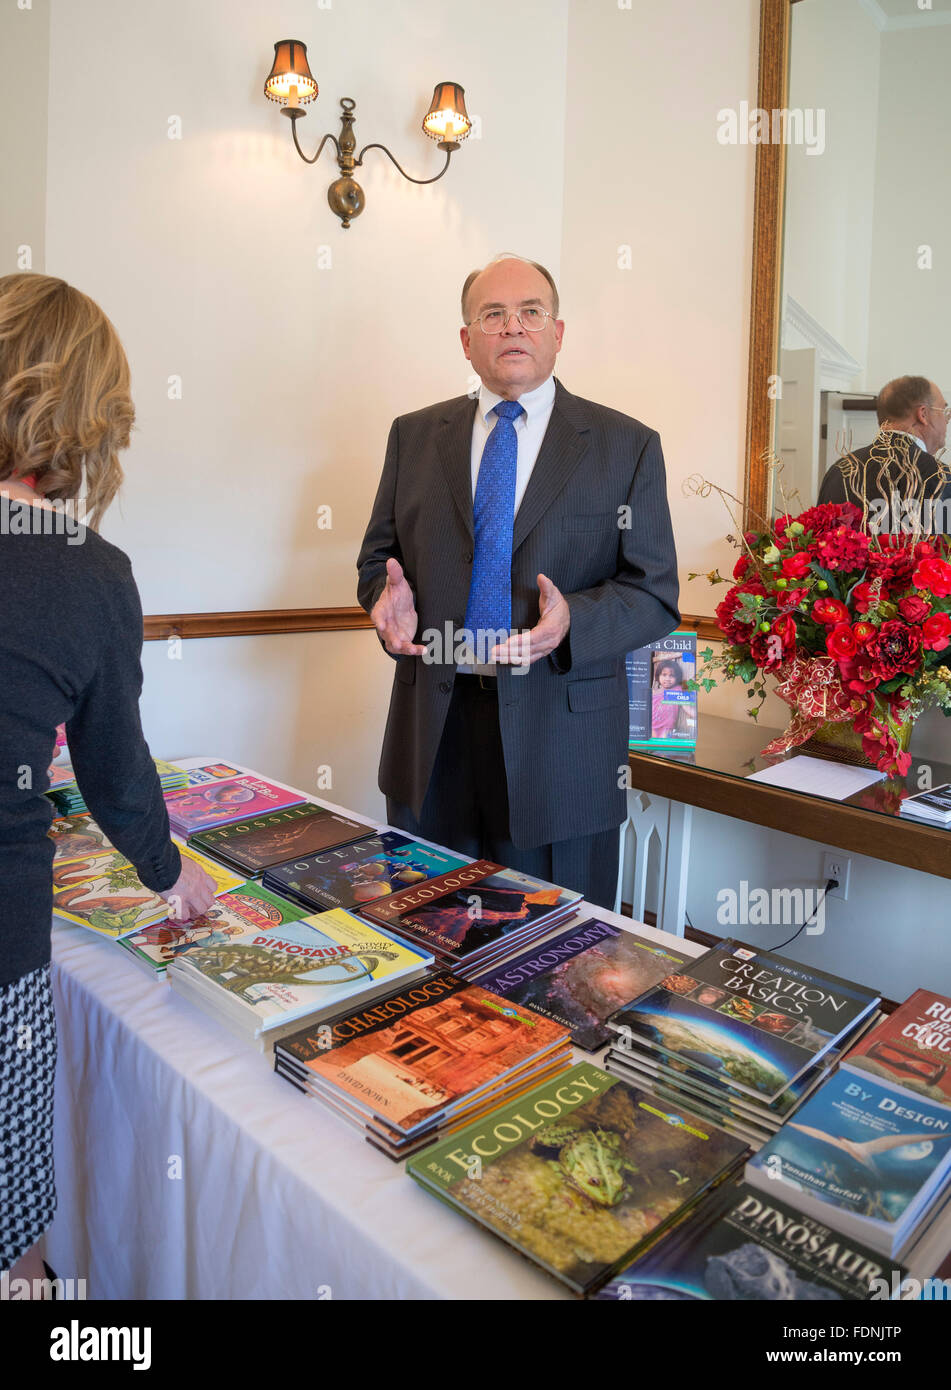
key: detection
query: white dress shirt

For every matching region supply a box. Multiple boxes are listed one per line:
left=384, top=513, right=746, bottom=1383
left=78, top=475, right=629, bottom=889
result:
left=457, top=373, right=557, bottom=674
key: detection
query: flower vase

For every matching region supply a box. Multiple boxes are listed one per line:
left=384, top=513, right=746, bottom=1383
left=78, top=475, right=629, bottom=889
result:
left=800, top=708, right=914, bottom=768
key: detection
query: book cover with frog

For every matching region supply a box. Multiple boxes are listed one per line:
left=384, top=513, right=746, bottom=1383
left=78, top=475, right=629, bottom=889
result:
left=407, top=1061, right=747, bottom=1295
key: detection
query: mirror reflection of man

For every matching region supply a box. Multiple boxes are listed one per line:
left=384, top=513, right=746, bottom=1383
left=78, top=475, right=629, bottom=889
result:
left=818, top=375, right=951, bottom=532
left=356, top=253, right=680, bottom=908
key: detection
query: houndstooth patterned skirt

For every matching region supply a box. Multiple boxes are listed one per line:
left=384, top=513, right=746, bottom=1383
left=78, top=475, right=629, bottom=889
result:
left=0, top=963, right=57, bottom=1270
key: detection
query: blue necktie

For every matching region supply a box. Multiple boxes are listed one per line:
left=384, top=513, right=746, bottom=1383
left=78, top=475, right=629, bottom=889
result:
left=464, top=399, right=524, bottom=647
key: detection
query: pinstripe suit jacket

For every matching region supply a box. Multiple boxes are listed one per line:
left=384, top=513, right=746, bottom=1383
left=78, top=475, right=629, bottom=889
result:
left=356, top=377, right=680, bottom=847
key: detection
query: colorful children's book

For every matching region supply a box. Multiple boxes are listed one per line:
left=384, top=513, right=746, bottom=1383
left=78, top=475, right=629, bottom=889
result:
left=164, top=776, right=307, bottom=834
left=473, top=918, right=690, bottom=1051
left=262, top=831, right=467, bottom=913
left=49, top=812, right=115, bottom=866
left=407, top=1061, right=747, bottom=1295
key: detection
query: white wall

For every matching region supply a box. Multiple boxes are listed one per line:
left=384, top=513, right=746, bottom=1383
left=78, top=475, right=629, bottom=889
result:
left=0, top=0, right=49, bottom=275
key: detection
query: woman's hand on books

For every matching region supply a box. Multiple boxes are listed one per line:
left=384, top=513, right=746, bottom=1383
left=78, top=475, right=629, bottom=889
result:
left=371, top=557, right=426, bottom=657
left=159, top=857, right=217, bottom=923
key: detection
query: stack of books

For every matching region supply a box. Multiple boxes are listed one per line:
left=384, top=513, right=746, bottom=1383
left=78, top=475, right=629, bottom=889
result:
left=47, top=757, right=187, bottom=815
left=50, top=819, right=243, bottom=939
left=262, top=831, right=468, bottom=913
left=472, top=917, right=692, bottom=1051
left=187, top=803, right=375, bottom=877
left=746, top=988, right=951, bottom=1262
left=352, top=859, right=582, bottom=979
left=596, top=1177, right=909, bottom=1301
left=166, top=893, right=434, bottom=1049
left=899, top=783, right=951, bottom=826
left=164, top=774, right=307, bottom=836
left=274, top=971, right=574, bottom=1159
left=602, top=939, right=882, bottom=1147
left=406, top=1060, right=748, bottom=1295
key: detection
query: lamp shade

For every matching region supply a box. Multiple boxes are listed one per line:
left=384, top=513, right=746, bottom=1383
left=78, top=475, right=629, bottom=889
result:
left=264, top=39, right=318, bottom=104
left=422, top=82, right=471, bottom=142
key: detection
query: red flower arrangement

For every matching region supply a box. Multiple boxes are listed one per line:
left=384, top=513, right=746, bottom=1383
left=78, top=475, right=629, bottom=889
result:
left=705, top=502, right=951, bottom=776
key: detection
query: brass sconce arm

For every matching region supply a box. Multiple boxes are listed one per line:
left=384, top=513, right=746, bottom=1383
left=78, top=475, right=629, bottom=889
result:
left=354, top=142, right=454, bottom=186
left=288, top=122, right=341, bottom=167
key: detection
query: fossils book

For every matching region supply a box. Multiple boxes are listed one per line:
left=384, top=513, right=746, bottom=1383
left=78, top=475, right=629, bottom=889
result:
left=407, top=1061, right=746, bottom=1295
left=188, top=802, right=374, bottom=873
left=597, top=1180, right=907, bottom=1301
left=608, top=939, right=879, bottom=1103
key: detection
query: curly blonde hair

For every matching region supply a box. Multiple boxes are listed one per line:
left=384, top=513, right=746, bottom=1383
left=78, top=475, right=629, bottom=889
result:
left=0, top=273, right=133, bottom=530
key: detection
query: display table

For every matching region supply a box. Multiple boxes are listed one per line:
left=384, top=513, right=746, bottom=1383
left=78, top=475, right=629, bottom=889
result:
left=44, top=757, right=705, bottom=1300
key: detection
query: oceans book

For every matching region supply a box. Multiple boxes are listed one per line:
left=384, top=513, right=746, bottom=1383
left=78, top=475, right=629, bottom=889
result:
left=164, top=775, right=307, bottom=835
left=608, top=939, right=880, bottom=1102
left=597, top=1180, right=907, bottom=1301
left=167, top=905, right=434, bottom=1041
left=406, top=1061, right=747, bottom=1296
left=275, top=971, right=571, bottom=1139
left=472, top=918, right=690, bottom=1051
left=117, top=881, right=309, bottom=977
left=262, top=831, right=468, bottom=913
left=841, top=989, right=951, bottom=1109
left=355, top=859, right=582, bottom=975
left=745, top=1069, right=951, bottom=1257
left=188, top=802, right=374, bottom=874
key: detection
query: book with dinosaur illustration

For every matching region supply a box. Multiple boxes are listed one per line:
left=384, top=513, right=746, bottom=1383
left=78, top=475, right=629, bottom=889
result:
left=163, top=775, right=307, bottom=835
left=407, top=1061, right=746, bottom=1295
left=51, top=839, right=243, bottom=938
left=745, top=1069, right=951, bottom=1258
left=355, top=859, right=582, bottom=976
left=167, top=905, right=434, bottom=1041
left=472, top=917, right=690, bottom=1051
left=188, top=802, right=375, bottom=874
left=597, top=1179, right=908, bottom=1301
left=262, top=831, right=468, bottom=913
left=49, top=812, right=116, bottom=867
left=607, top=939, right=879, bottom=1103
left=116, top=881, right=309, bottom=976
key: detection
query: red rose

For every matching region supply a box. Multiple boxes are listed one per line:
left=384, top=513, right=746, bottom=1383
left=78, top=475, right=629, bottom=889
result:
left=826, top=623, right=857, bottom=661
left=851, top=620, right=876, bottom=645
left=812, top=597, right=850, bottom=626
left=865, top=620, right=921, bottom=680
left=781, top=553, right=811, bottom=580
left=851, top=582, right=877, bottom=615
left=913, top=557, right=951, bottom=598
left=922, top=612, right=951, bottom=652
left=898, top=595, right=931, bottom=624
left=771, top=614, right=797, bottom=652
left=778, top=586, right=807, bottom=611
left=733, top=553, right=751, bottom=580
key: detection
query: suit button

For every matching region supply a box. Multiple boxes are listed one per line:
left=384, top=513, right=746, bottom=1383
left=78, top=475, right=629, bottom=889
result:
left=464, top=551, right=474, bottom=564
left=439, top=680, right=451, bottom=694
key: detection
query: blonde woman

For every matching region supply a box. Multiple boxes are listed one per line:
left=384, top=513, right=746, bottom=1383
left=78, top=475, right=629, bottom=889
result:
left=0, top=273, right=216, bottom=1293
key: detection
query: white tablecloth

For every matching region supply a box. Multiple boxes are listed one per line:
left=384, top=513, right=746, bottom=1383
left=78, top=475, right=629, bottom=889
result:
left=45, top=757, right=703, bottom=1300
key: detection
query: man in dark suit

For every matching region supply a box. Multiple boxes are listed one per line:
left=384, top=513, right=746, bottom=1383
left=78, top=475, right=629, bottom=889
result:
left=356, top=253, right=679, bottom=907
left=818, top=375, right=951, bottom=532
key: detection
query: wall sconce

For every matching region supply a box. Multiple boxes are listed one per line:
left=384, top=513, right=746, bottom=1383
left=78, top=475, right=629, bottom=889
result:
left=264, top=39, right=471, bottom=229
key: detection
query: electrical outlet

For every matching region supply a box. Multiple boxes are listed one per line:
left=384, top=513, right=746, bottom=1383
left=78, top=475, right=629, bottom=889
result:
left=822, top=852, right=851, bottom=901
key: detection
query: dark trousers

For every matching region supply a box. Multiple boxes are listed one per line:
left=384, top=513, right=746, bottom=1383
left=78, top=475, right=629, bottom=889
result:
left=386, top=676, right=621, bottom=909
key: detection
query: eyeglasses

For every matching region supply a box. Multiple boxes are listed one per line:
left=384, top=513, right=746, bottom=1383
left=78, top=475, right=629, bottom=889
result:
left=467, top=306, right=554, bottom=334
left=926, top=403, right=951, bottom=421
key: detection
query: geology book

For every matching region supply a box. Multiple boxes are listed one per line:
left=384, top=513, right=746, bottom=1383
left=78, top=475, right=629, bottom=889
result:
left=473, top=918, right=690, bottom=1051
left=167, top=905, right=433, bottom=1036
left=117, top=881, right=309, bottom=975
left=275, top=970, right=570, bottom=1136
left=841, top=989, right=951, bottom=1108
left=188, top=803, right=374, bottom=873
left=51, top=841, right=244, bottom=938
left=263, top=831, right=468, bottom=913
left=608, top=939, right=880, bottom=1102
left=164, top=775, right=307, bottom=834
left=597, top=1180, right=907, bottom=1301
left=745, top=1069, right=951, bottom=1257
left=356, top=859, right=582, bottom=971
left=407, top=1061, right=747, bottom=1296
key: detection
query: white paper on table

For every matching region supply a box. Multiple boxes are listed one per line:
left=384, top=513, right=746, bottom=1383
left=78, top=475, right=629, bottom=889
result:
left=746, top=754, right=885, bottom=800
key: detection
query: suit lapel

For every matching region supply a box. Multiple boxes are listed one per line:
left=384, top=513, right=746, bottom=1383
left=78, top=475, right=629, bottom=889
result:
left=436, top=395, right=479, bottom=539
left=512, top=379, right=590, bottom=552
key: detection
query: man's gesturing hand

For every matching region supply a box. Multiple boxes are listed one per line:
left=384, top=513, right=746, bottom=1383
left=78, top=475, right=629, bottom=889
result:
left=370, top=557, right=427, bottom=656
left=490, top=573, right=570, bottom=666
